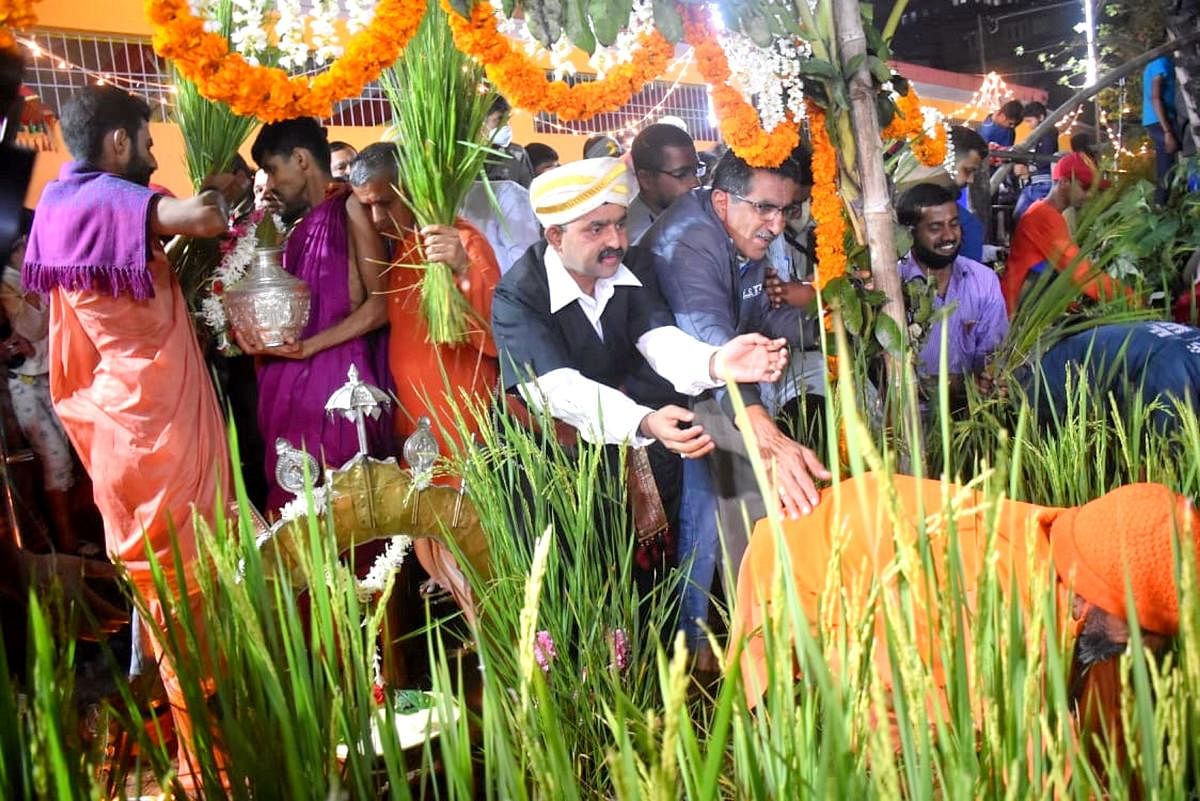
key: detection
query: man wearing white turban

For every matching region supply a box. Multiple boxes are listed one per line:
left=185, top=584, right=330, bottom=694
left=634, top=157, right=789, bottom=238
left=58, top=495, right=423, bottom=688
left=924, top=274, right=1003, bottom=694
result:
left=490, top=158, right=792, bottom=587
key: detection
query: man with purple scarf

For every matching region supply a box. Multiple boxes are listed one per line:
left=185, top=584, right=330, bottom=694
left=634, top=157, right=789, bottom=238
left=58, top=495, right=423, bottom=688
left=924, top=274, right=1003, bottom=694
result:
left=241, top=118, right=393, bottom=511
left=24, top=85, right=242, bottom=787
left=896, top=183, right=1008, bottom=386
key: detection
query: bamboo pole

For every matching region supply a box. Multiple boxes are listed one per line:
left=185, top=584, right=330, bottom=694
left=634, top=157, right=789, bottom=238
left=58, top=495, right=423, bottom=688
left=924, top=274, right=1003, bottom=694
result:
left=990, top=30, right=1200, bottom=190
left=830, top=0, right=919, bottom=462
left=829, top=0, right=905, bottom=357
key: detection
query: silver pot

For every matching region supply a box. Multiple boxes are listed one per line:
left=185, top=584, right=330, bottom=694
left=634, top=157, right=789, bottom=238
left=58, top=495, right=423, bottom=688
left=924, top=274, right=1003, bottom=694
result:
left=224, top=246, right=312, bottom=348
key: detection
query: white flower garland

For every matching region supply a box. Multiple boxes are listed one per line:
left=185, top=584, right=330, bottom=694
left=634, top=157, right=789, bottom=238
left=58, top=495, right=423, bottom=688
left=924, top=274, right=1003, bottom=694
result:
left=228, top=0, right=269, bottom=64
left=356, top=535, right=414, bottom=602
left=182, top=0, right=382, bottom=67
left=720, top=31, right=811, bottom=133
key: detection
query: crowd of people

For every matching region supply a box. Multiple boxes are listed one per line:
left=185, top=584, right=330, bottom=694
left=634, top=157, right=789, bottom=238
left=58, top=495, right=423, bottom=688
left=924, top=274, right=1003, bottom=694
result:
left=0, top=44, right=1197, bottom=784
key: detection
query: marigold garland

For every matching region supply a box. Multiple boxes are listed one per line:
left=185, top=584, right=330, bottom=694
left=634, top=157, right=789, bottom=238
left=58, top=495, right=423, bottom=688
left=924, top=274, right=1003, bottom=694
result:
left=882, top=85, right=947, bottom=168
left=682, top=8, right=799, bottom=168
left=440, top=0, right=672, bottom=122
left=807, top=108, right=848, bottom=291
left=145, top=0, right=421, bottom=122
left=0, top=0, right=38, bottom=51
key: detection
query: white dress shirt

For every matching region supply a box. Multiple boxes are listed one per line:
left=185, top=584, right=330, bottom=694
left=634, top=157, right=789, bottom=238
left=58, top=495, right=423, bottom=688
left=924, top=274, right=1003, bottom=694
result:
left=460, top=180, right=542, bottom=275
left=517, top=246, right=724, bottom=447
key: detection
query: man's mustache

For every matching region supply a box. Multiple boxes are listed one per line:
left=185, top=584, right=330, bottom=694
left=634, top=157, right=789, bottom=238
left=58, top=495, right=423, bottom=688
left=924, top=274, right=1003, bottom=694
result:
left=599, top=247, right=624, bottom=261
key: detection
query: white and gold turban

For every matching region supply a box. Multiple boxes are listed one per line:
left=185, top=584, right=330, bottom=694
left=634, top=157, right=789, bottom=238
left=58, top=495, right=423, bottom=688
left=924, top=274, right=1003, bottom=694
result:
left=529, top=157, right=639, bottom=227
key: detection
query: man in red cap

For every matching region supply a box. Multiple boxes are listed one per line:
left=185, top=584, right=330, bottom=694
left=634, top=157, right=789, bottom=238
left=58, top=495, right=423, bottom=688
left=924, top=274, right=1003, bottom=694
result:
left=735, top=472, right=1189, bottom=753
left=1002, top=152, right=1132, bottom=317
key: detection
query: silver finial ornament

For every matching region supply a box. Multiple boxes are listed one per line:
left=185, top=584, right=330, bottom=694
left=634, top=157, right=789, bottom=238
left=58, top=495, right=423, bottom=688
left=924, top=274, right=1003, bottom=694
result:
left=275, top=437, right=319, bottom=498
left=403, top=417, right=439, bottom=490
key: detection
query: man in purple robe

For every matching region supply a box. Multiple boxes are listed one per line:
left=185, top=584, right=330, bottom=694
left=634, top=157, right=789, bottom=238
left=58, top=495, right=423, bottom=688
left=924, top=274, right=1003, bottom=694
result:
left=896, top=183, right=1008, bottom=383
left=240, top=118, right=393, bottom=510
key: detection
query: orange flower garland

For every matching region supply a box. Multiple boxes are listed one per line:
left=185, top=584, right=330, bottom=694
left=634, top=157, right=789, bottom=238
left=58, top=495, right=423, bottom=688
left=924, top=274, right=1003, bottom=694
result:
left=145, top=0, right=422, bottom=121
left=0, top=0, right=38, bottom=50
left=440, top=0, right=672, bottom=122
left=881, top=85, right=947, bottom=168
left=682, top=8, right=799, bottom=168
left=807, top=108, right=848, bottom=290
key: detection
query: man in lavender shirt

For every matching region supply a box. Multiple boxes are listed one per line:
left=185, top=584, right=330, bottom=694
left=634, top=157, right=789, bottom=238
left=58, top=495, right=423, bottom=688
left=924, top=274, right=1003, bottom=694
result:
left=897, top=183, right=1008, bottom=382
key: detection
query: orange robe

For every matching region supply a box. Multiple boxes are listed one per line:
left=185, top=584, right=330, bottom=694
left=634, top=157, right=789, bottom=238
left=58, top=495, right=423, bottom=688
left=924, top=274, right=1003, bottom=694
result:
left=387, top=220, right=500, bottom=452
left=48, top=245, right=230, bottom=785
left=735, top=473, right=1070, bottom=717
left=48, top=247, right=230, bottom=592
left=386, top=221, right=501, bottom=617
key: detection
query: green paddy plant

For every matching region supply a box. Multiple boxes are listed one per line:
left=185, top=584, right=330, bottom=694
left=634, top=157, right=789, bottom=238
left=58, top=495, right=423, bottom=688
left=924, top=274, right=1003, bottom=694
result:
left=381, top=0, right=495, bottom=345
left=102, top=433, right=426, bottom=800
left=166, top=0, right=262, bottom=308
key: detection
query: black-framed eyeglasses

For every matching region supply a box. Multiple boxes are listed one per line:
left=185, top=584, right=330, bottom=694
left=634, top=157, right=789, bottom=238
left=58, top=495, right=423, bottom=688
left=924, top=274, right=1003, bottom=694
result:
left=652, top=162, right=707, bottom=181
left=729, top=192, right=804, bottom=221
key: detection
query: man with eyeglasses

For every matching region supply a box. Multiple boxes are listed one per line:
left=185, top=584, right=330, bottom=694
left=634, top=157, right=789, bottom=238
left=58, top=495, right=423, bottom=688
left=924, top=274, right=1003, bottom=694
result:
left=626, top=123, right=706, bottom=243
left=640, top=148, right=828, bottom=665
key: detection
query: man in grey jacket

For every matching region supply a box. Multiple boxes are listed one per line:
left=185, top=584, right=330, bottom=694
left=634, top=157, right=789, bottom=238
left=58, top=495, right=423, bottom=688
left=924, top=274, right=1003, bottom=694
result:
left=641, top=149, right=827, bottom=655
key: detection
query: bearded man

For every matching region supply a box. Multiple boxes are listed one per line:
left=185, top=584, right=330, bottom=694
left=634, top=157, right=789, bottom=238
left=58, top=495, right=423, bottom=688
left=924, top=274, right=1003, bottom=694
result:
left=897, top=183, right=1008, bottom=382
left=24, top=85, right=241, bottom=786
left=244, top=118, right=393, bottom=511
left=737, top=471, right=1192, bottom=760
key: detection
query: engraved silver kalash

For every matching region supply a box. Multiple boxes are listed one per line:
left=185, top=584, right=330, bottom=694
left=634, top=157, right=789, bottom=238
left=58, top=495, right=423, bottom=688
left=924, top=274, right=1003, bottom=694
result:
left=224, top=245, right=312, bottom=348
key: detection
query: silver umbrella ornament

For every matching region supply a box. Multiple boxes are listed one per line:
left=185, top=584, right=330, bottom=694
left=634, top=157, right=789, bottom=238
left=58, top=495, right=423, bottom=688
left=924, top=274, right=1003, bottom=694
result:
left=325, top=364, right=393, bottom=525
left=325, top=363, right=393, bottom=460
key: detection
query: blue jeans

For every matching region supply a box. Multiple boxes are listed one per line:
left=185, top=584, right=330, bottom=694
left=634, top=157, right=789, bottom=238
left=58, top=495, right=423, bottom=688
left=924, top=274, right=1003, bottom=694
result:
left=677, top=456, right=719, bottom=649
left=1146, top=122, right=1177, bottom=204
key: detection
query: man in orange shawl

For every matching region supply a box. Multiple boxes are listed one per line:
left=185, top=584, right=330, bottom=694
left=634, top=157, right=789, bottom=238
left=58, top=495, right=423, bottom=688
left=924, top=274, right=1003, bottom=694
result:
left=24, top=86, right=240, bottom=787
left=736, top=472, right=1192, bottom=748
left=348, top=142, right=502, bottom=618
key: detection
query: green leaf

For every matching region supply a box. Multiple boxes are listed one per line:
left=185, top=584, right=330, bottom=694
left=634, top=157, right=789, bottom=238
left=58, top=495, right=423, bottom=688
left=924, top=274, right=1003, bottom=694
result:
left=450, top=0, right=474, bottom=16
left=867, top=56, right=893, bottom=86
left=563, top=0, right=595, bottom=53
left=588, top=0, right=622, bottom=47
left=797, top=58, right=841, bottom=81
left=843, top=53, right=867, bottom=78
left=652, top=0, right=684, bottom=42
left=876, top=93, right=896, bottom=130
left=524, top=0, right=564, bottom=46
left=874, top=314, right=904, bottom=356
left=502, top=0, right=516, bottom=16
left=863, top=16, right=892, bottom=61
left=841, top=288, right=865, bottom=336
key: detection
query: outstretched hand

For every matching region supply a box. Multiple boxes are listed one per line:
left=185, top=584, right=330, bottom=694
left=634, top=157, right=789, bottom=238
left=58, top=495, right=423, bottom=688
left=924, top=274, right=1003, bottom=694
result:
left=712, top=334, right=789, bottom=384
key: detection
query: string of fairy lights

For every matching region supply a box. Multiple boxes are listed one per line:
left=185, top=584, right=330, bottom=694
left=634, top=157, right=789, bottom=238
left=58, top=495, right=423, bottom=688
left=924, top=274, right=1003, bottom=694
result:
left=16, top=34, right=176, bottom=107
